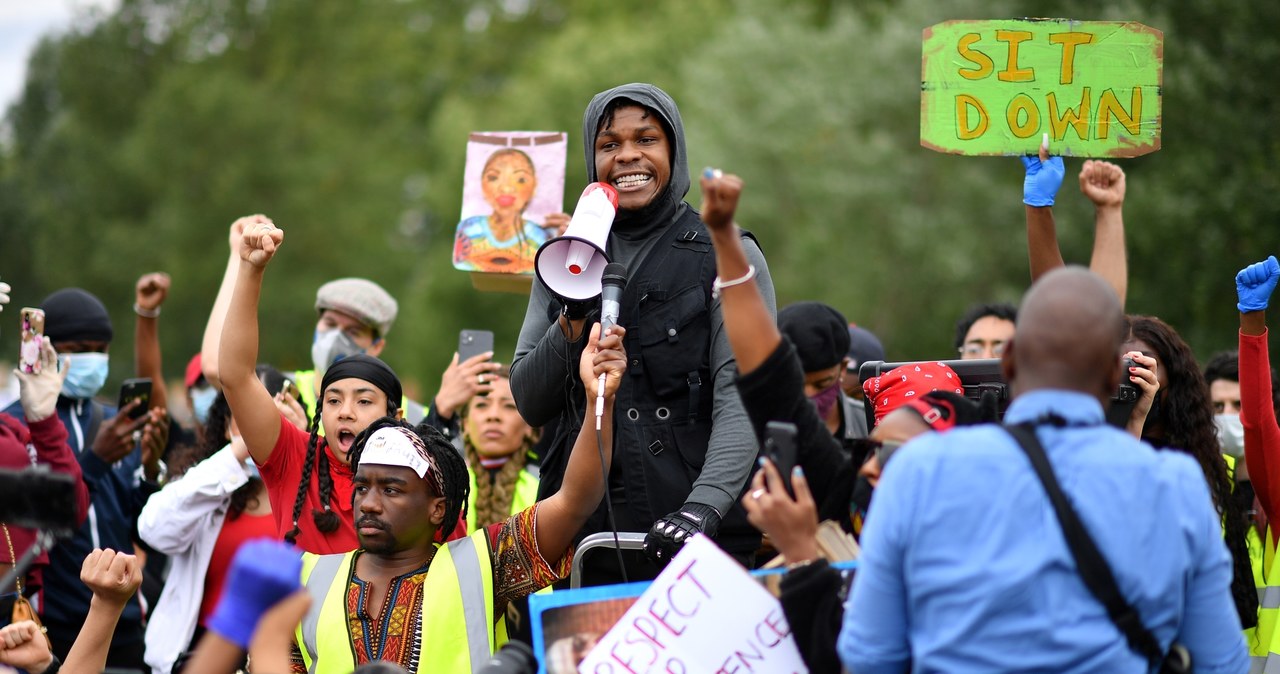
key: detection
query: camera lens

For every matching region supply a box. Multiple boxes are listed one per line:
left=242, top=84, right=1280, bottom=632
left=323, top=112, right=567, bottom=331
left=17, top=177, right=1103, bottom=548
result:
left=477, top=641, right=537, bottom=674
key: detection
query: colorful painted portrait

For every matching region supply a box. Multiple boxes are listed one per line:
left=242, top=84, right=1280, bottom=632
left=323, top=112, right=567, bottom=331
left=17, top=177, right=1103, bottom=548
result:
left=453, top=131, right=566, bottom=275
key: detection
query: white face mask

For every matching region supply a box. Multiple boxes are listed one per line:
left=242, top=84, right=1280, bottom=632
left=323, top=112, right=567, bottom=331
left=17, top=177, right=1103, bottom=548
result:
left=1215, top=414, right=1244, bottom=458
left=311, top=329, right=364, bottom=376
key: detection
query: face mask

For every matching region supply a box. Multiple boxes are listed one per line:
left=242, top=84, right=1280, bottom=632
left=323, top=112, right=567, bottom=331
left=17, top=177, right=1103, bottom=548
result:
left=809, top=381, right=842, bottom=419
left=191, top=385, right=218, bottom=425
left=62, top=352, right=109, bottom=400
left=1216, top=414, right=1245, bottom=458
left=311, top=329, right=364, bottom=375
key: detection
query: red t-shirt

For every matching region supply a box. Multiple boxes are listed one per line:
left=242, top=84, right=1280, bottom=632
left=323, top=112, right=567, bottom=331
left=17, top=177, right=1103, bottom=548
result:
left=199, top=511, right=278, bottom=624
left=257, top=416, right=467, bottom=555
left=259, top=416, right=359, bottom=555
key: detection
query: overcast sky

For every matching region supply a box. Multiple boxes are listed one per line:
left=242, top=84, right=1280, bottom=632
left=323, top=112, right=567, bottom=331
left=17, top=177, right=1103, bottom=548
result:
left=0, top=0, right=119, bottom=112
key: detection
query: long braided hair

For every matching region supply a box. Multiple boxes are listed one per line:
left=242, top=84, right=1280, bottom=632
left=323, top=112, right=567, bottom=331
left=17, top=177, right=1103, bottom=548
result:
left=462, top=368, right=538, bottom=528
left=283, top=385, right=397, bottom=545
left=347, top=417, right=472, bottom=541
left=1126, top=315, right=1258, bottom=629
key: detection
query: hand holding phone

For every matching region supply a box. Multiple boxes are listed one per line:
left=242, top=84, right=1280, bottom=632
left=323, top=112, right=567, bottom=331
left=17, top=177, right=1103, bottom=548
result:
left=764, top=421, right=799, bottom=498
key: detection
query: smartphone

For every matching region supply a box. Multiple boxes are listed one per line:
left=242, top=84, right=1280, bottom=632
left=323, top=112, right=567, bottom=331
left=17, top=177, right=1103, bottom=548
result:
left=117, top=378, right=153, bottom=420
left=18, top=308, right=44, bottom=374
left=764, top=421, right=799, bottom=498
left=458, top=329, right=495, bottom=363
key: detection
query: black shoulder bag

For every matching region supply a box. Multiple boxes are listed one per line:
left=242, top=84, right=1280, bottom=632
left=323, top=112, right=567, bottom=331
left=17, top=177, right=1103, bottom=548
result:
left=1004, top=423, right=1190, bottom=674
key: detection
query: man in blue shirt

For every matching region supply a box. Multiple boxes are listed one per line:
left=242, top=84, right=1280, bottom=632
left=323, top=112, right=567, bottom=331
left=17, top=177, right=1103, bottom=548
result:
left=838, top=267, right=1247, bottom=673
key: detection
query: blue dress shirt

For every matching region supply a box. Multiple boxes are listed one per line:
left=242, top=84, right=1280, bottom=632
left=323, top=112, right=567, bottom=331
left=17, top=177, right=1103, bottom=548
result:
left=838, top=389, right=1248, bottom=674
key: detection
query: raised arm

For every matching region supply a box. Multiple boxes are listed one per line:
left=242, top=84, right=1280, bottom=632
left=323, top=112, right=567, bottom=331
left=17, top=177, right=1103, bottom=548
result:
left=219, top=218, right=285, bottom=465
left=65, top=549, right=143, bottom=674
left=1238, top=256, right=1280, bottom=530
left=1079, top=160, right=1127, bottom=306
left=1022, top=143, right=1128, bottom=306
left=1023, top=141, right=1066, bottom=284
left=133, top=272, right=170, bottom=411
left=701, top=170, right=778, bottom=375
left=202, top=215, right=267, bottom=389
left=534, top=323, right=625, bottom=561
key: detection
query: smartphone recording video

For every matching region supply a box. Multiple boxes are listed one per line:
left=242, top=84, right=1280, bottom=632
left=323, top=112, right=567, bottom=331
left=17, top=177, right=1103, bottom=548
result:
left=117, top=378, right=153, bottom=421
left=764, top=421, right=799, bottom=498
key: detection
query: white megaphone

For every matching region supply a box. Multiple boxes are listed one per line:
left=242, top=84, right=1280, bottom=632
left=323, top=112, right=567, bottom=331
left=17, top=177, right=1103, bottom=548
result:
left=534, top=182, right=619, bottom=301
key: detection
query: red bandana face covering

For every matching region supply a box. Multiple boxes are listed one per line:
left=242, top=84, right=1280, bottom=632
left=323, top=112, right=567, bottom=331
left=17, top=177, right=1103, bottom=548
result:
left=862, top=362, right=965, bottom=424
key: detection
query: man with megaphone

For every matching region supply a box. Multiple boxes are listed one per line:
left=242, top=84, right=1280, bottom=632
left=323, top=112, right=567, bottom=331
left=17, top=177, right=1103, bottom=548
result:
left=511, top=83, right=775, bottom=582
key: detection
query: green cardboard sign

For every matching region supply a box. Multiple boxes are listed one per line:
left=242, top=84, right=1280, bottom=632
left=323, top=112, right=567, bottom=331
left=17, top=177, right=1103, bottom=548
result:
left=921, top=19, right=1162, bottom=158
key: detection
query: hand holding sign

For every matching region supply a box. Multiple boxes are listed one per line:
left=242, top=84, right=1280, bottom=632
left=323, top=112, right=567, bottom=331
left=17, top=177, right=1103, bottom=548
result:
left=1021, top=135, right=1065, bottom=207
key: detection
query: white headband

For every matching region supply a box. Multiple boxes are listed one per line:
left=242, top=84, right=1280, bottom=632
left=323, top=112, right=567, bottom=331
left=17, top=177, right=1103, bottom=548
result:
left=360, top=427, right=432, bottom=479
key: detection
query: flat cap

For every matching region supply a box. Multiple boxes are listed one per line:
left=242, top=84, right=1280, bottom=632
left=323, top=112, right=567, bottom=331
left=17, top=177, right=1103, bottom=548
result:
left=315, top=278, right=398, bottom=339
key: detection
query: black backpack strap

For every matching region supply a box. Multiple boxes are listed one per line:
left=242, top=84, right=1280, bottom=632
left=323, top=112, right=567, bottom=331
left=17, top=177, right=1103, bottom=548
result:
left=1003, top=423, right=1166, bottom=669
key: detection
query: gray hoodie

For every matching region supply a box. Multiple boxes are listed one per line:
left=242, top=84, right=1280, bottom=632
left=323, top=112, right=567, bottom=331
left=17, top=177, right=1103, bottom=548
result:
left=510, top=82, right=775, bottom=521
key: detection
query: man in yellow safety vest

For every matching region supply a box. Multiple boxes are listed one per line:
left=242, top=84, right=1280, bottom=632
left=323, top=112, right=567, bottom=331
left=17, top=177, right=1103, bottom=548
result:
left=294, top=322, right=625, bottom=674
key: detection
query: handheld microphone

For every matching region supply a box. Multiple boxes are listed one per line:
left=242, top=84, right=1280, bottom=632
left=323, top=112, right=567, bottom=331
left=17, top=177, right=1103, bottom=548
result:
left=597, top=262, right=628, bottom=429
left=599, top=262, right=628, bottom=334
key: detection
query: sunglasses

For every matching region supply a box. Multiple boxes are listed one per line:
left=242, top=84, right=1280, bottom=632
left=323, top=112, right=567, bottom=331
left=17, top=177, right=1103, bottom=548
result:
left=852, top=437, right=905, bottom=468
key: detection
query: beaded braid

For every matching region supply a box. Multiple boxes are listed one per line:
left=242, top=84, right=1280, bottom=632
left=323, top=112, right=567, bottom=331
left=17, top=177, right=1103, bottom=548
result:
left=465, top=436, right=532, bottom=529
left=284, top=413, right=323, bottom=544
left=312, top=445, right=340, bottom=533
left=418, top=422, right=472, bottom=540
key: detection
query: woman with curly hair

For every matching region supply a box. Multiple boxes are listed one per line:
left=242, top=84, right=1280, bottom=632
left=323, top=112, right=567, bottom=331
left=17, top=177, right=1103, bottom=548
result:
left=1124, top=315, right=1259, bottom=633
left=460, top=367, right=540, bottom=532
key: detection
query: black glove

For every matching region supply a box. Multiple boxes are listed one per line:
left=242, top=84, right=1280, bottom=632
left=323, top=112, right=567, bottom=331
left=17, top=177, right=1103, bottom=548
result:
left=643, top=503, right=722, bottom=565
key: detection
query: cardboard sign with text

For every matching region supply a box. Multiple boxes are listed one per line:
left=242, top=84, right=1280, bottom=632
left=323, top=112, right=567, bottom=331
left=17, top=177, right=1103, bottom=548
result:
left=921, top=19, right=1162, bottom=157
left=577, top=535, right=808, bottom=674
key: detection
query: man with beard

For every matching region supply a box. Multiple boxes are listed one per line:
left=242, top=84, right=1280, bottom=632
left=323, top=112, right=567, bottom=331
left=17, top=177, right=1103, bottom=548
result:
left=510, top=83, right=775, bottom=578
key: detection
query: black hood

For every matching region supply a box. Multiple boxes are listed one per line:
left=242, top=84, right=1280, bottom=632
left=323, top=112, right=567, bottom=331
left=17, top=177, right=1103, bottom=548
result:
left=581, top=83, right=690, bottom=238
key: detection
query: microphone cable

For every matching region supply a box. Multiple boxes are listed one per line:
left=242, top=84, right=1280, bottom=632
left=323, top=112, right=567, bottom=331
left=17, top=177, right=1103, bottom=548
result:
left=595, top=370, right=627, bottom=584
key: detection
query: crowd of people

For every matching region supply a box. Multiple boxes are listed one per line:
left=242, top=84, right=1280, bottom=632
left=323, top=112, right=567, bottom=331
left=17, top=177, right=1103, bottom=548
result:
left=0, top=81, right=1269, bottom=674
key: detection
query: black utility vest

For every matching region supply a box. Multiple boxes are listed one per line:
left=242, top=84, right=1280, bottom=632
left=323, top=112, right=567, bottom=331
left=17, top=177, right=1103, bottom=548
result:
left=538, top=207, right=758, bottom=554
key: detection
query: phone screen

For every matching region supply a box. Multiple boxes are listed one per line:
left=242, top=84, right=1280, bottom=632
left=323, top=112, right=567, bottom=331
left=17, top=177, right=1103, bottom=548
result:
left=764, top=421, right=798, bottom=498
left=117, top=378, right=153, bottom=420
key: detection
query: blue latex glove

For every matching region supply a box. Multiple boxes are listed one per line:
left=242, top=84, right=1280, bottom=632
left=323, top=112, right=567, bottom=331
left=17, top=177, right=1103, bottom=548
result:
left=1237, top=255, right=1280, bottom=313
left=1021, top=155, right=1065, bottom=207
left=207, top=538, right=303, bottom=649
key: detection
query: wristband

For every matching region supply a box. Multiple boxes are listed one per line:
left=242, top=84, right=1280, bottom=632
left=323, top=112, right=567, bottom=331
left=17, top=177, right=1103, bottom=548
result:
left=133, top=303, right=161, bottom=318
left=712, top=264, right=757, bottom=300
left=38, top=654, right=61, bottom=674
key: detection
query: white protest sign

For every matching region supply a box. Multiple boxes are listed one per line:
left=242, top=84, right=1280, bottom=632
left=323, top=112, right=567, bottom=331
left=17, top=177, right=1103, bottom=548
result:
left=577, top=535, right=808, bottom=674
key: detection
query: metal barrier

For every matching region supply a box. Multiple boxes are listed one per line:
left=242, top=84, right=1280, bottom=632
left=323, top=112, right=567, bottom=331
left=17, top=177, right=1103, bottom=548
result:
left=569, top=531, right=647, bottom=588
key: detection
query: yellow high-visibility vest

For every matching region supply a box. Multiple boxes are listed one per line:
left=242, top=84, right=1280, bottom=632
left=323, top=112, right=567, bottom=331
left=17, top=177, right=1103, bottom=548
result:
left=296, top=529, right=507, bottom=674
left=466, top=466, right=539, bottom=533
